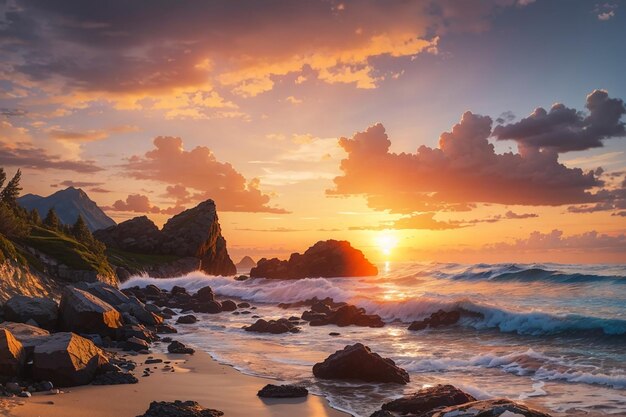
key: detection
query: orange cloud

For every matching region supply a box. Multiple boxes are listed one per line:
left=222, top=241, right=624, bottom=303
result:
left=124, top=136, right=287, bottom=213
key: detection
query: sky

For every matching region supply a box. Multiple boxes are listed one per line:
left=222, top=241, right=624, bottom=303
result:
left=1, top=0, right=625, bottom=263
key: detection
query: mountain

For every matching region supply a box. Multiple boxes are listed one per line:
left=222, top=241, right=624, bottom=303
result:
left=236, top=256, right=257, bottom=269
left=17, top=187, right=116, bottom=232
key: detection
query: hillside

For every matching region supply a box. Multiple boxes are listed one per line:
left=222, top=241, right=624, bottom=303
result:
left=18, top=187, right=116, bottom=231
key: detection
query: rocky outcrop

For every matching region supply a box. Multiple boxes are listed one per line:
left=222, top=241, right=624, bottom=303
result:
left=380, top=385, right=476, bottom=415
left=408, top=310, right=462, bottom=331
left=167, top=340, right=195, bottom=355
left=302, top=302, right=384, bottom=328
left=251, top=240, right=378, bottom=279
left=32, top=332, right=108, bottom=387
left=3, top=295, right=59, bottom=330
left=0, top=328, right=25, bottom=377
left=313, top=343, right=409, bottom=384
left=430, top=399, right=554, bottom=417
left=95, top=200, right=236, bottom=277
left=137, top=400, right=223, bottom=417
left=257, top=384, right=308, bottom=398
left=244, top=318, right=300, bottom=334
left=0, top=322, right=50, bottom=356
left=58, top=286, right=123, bottom=337
left=0, top=260, right=62, bottom=303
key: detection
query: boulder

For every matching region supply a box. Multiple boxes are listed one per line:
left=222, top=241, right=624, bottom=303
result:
left=137, top=400, right=223, bottom=417
left=430, top=399, right=554, bottom=417
left=168, top=341, right=195, bottom=355
left=408, top=310, right=462, bottom=331
left=380, top=384, right=476, bottom=414
left=244, top=318, right=299, bottom=334
left=194, top=286, right=214, bottom=302
left=124, top=336, right=150, bottom=352
left=257, top=384, right=308, bottom=398
left=177, top=315, right=198, bottom=324
left=195, top=300, right=222, bottom=314
left=250, top=240, right=378, bottom=279
left=3, top=295, right=59, bottom=331
left=220, top=300, right=237, bottom=312
left=313, top=343, right=409, bottom=384
left=236, top=256, right=257, bottom=269
left=0, top=322, right=50, bottom=356
left=58, top=286, right=123, bottom=337
left=32, top=332, right=108, bottom=387
left=0, top=328, right=25, bottom=376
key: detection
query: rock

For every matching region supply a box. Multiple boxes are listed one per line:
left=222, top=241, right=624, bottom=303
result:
left=172, top=286, right=188, bottom=296
left=167, top=341, right=195, bottom=355
left=250, top=240, right=378, bottom=279
left=124, top=336, right=150, bottom=352
left=301, top=311, right=328, bottom=322
left=369, top=411, right=394, bottom=417
left=257, top=384, right=308, bottom=398
left=234, top=275, right=249, bottom=281
left=313, top=343, right=409, bottom=384
left=380, top=384, right=476, bottom=415
left=328, top=305, right=384, bottom=328
left=195, top=300, right=222, bottom=314
left=244, top=319, right=300, bottom=334
left=120, top=324, right=157, bottom=343
left=194, top=286, right=214, bottom=302
left=237, top=302, right=250, bottom=308
left=430, top=399, right=554, bottom=417
left=329, top=332, right=340, bottom=336
left=220, top=300, right=237, bottom=312
left=18, top=391, right=32, bottom=398
left=3, top=295, right=59, bottom=331
left=155, top=324, right=178, bottom=334
left=32, top=332, right=108, bottom=387
left=236, top=256, right=257, bottom=269
left=92, top=370, right=139, bottom=385
left=137, top=400, right=223, bottom=417
left=58, top=286, right=123, bottom=337
left=408, top=310, right=462, bottom=331
left=176, top=315, right=198, bottom=324
left=145, top=358, right=163, bottom=364
left=0, top=328, right=26, bottom=376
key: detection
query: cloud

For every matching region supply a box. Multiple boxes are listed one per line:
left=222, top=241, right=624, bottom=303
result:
left=48, top=125, right=138, bottom=142
left=329, top=112, right=602, bottom=213
left=504, top=210, right=538, bottom=219
left=492, top=90, right=626, bottom=153
left=0, top=0, right=529, bottom=115
left=106, top=194, right=161, bottom=214
left=55, top=180, right=104, bottom=188
left=88, top=187, right=111, bottom=193
left=0, top=108, right=27, bottom=117
left=0, top=141, right=102, bottom=173
left=596, top=3, right=617, bottom=21
left=486, top=229, right=626, bottom=253
left=123, top=136, right=287, bottom=213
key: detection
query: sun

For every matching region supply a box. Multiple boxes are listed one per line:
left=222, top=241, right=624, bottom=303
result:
left=375, top=231, right=399, bottom=256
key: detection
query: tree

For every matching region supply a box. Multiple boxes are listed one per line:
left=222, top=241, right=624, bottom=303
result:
left=0, top=169, right=21, bottom=207
left=71, top=215, right=92, bottom=242
left=0, top=203, right=30, bottom=237
left=0, top=168, right=5, bottom=190
left=30, top=209, right=42, bottom=225
left=44, top=208, right=60, bottom=230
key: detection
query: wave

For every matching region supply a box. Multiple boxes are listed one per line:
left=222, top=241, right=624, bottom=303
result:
left=122, top=272, right=626, bottom=338
left=403, top=349, right=626, bottom=389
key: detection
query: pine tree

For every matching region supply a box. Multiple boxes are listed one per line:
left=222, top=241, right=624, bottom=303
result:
left=0, top=169, right=22, bottom=207
left=0, top=168, right=6, bottom=190
left=71, top=214, right=92, bottom=243
left=44, top=208, right=60, bottom=230
left=30, top=209, right=42, bottom=225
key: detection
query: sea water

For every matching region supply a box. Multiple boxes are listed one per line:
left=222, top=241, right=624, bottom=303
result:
left=122, top=262, right=626, bottom=416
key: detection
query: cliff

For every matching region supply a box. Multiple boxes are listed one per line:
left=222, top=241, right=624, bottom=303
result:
left=95, top=200, right=236, bottom=278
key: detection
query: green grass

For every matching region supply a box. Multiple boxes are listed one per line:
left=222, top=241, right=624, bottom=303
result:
left=106, top=247, right=180, bottom=271
left=0, top=233, right=26, bottom=265
left=19, top=226, right=113, bottom=275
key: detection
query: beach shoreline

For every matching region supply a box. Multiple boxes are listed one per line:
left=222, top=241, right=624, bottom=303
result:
left=3, top=348, right=350, bottom=417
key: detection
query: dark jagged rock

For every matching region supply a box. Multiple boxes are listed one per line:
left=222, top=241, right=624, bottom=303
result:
left=250, top=240, right=378, bottom=279
left=244, top=318, right=300, bottom=334
left=136, top=400, right=223, bottom=417
left=0, top=322, right=50, bottom=356
left=58, top=286, right=123, bottom=337
left=124, top=336, right=150, bottom=352
left=313, top=343, right=409, bottom=384
left=257, top=384, right=308, bottom=398
left=195, top=300, right=222, bottom=314
left=176, top=314, right=198, bottom=324
left=167, top=341, right=195, bottom=354
left=431, top=399, right=554, bottom=417
left=194, top=286, right=214, bottom=302
left=92, top=370, right=138, bottom=385
left=3, top=295, right=59, bottom=331
left=95, top=200, right=236, bottom=277
left=120, top=324, right=157, bottom=343
left=0, top=328, right=25, bottom=376
left=380, top=384, right=476, bottom=414
left=32, top=332, right=108, bottom=387
left=408, top=310, right=462, bottom=331
left=369, top=411, right=394, bottom=417
left=300, top=300, right=384, bottom=328
left=220, top=300, right=237, bottom=312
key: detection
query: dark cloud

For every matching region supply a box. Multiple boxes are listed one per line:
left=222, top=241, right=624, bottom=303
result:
left=0, top=108, right=27, bottom=117
left=329, top=113, right=602, bottom=213
left=504, top=210, right=538, bottom=219
left=124, top=136, right=288, bottom=213
left=495, top=110, right=515, bottom=124
left=0, top=142, right=102, bottom=173
left=57, top=180, right=104, bottom=188
left=493, top=90, right=626, bottom=152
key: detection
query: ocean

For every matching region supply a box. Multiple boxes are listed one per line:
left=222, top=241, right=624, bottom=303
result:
left=121, top=262, right=626, bottom=416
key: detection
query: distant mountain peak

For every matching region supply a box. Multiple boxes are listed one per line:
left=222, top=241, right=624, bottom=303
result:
left=17, top=187, right=116, bottom=231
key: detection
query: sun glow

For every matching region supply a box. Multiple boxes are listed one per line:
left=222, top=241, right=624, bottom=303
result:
left=375, top=231, right=399, bottom=257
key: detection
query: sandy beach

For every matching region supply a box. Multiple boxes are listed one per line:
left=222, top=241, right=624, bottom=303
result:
left=2, top=347, right=349, bottom=417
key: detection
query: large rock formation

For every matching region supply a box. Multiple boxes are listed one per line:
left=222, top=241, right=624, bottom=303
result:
left=32, top=332, right=108, bottom=387
left=95, top=200, right=236, bottom=277
left=313, top=343, right=409, bottom=384
left=0, top=328, right=25, bottom=377
left=251, top=240, right=378, bottom=279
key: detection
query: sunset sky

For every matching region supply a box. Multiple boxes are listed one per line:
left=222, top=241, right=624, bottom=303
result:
left=1, top=0, right=625, bottom=263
